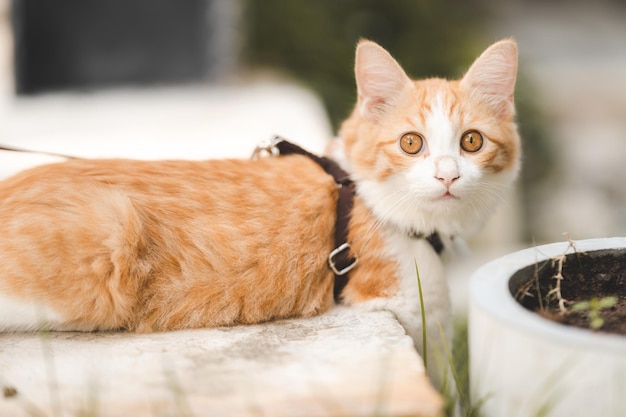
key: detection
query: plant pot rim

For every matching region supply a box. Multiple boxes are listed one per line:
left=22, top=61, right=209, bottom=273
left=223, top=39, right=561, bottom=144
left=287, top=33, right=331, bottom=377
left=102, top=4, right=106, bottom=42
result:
left=470, top=237, right=626, bottom=352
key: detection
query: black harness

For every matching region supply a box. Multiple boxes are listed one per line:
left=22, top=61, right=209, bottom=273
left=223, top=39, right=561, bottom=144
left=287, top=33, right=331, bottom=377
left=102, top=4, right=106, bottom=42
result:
left=252, top=136, right=444, bottom=302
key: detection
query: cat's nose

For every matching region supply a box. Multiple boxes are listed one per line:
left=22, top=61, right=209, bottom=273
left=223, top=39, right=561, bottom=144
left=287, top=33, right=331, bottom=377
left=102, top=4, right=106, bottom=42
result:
left=435, top=157, right=460, bottom=188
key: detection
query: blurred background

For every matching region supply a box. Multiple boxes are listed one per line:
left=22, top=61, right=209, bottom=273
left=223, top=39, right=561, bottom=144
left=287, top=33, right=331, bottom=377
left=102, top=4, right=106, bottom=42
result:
left=0, top=0, right=624, bottom=281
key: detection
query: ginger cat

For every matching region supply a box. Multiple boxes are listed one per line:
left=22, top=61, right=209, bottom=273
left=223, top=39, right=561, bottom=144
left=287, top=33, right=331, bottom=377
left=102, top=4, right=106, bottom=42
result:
left=0, top=39, right=519, bottom=386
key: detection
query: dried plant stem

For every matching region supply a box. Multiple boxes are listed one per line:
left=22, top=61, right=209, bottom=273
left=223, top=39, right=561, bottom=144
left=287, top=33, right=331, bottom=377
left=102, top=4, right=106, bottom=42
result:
left=546, top=233, right=577, bottom=313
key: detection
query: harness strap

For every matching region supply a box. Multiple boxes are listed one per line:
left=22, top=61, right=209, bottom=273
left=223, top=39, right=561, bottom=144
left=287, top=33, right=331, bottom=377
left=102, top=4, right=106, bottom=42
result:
left=252, top=136, right=447, bottom=302
left=261, top=138, right=357, bottom=302
left=409, top=231, right=445, bottom=255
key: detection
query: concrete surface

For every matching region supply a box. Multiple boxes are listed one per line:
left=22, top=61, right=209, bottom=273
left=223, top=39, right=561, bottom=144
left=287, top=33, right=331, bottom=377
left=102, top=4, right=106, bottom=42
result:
left=0, top=307, right=443, bottom=417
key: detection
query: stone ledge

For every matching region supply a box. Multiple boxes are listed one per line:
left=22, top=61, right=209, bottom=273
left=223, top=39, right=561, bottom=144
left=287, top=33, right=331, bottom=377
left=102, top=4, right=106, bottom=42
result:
left=0, top=306, right=442, bottom=417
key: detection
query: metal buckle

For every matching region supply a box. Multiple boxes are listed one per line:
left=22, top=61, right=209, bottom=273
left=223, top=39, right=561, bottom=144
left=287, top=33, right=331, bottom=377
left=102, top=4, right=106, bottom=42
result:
left=251, top=135, right=284, bottom=160
left=328, top=242, right=358, bottom=275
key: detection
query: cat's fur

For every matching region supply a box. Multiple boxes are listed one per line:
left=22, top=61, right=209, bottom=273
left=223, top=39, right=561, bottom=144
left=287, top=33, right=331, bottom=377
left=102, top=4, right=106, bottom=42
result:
left=0, top=40, right=519, bottom=386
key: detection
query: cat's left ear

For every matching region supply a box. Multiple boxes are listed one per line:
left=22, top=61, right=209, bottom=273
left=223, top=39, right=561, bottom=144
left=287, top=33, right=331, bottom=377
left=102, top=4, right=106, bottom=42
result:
left=355, top=40, right=413, bottom=120
left=461, top=39, right=518, bottom=119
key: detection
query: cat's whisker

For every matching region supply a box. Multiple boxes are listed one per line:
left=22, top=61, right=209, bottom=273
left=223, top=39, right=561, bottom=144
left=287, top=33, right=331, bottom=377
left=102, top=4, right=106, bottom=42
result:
left=473, top=184, right=510, bottom=207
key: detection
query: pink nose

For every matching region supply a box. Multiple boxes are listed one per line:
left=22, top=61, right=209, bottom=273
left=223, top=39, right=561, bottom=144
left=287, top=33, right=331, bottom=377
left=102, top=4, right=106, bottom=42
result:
left=435, top=157, right=459, bottom=188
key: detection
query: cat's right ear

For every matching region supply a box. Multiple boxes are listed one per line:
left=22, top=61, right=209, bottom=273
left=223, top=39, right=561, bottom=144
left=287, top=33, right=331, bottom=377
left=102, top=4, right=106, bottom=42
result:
left=355, top=40, right=413, bottom=120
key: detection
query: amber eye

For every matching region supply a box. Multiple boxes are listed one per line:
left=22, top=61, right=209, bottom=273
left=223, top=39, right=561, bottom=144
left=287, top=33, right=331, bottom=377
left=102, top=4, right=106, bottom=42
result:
left=399, top=132, right=424, bottom=155
left=460, top=130, right=484, bottom=153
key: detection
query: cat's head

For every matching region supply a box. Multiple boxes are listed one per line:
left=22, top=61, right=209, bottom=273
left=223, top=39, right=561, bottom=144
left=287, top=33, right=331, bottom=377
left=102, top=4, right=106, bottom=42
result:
left=334, top=39, right=521, bottom=238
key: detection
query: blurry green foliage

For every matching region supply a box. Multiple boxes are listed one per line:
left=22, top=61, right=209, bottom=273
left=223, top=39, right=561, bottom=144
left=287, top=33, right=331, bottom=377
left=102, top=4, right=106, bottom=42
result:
left=241, top=0, right=492, bottom=129
left=514, top=75, right=556, bottom=241
left=516, top=78, right=554, bottom=184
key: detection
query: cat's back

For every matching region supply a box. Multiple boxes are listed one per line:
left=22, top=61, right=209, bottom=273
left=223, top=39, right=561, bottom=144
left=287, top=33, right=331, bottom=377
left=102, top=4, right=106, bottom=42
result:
left=1, top=155, right=334, bottom=197
left=0, top=156, right=339, bottom=225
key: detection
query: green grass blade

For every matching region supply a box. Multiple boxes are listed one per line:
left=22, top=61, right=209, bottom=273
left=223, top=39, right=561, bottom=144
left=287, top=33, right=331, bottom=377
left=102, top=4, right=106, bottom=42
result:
left=414, top=260, right=428, bottom=370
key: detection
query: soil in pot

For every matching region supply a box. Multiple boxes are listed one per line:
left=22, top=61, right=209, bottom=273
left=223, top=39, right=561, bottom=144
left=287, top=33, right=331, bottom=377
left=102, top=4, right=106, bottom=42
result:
left=510, top=247, right=626, bottom=336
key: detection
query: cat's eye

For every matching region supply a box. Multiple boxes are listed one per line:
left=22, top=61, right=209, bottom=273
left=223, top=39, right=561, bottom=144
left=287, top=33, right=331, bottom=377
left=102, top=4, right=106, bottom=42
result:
left=399, top=132, right=424, bottom=155
left=460, top=130, right=484, bottom=153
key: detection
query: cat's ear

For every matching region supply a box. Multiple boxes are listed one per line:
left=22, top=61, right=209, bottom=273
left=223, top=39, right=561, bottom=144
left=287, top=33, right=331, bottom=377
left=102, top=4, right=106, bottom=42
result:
left=461, top=39, right=518, bottom=119
left=355, top=40, right=413, bottom=120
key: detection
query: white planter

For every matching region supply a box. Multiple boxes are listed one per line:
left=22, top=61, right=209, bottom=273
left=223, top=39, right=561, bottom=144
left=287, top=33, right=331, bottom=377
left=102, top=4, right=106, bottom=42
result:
left=469, top=237, right=626, bottom=417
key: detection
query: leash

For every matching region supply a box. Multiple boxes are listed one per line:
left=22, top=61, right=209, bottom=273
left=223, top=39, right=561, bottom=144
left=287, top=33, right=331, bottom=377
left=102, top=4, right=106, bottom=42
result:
left=0, top=144, right=78, bottom=160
